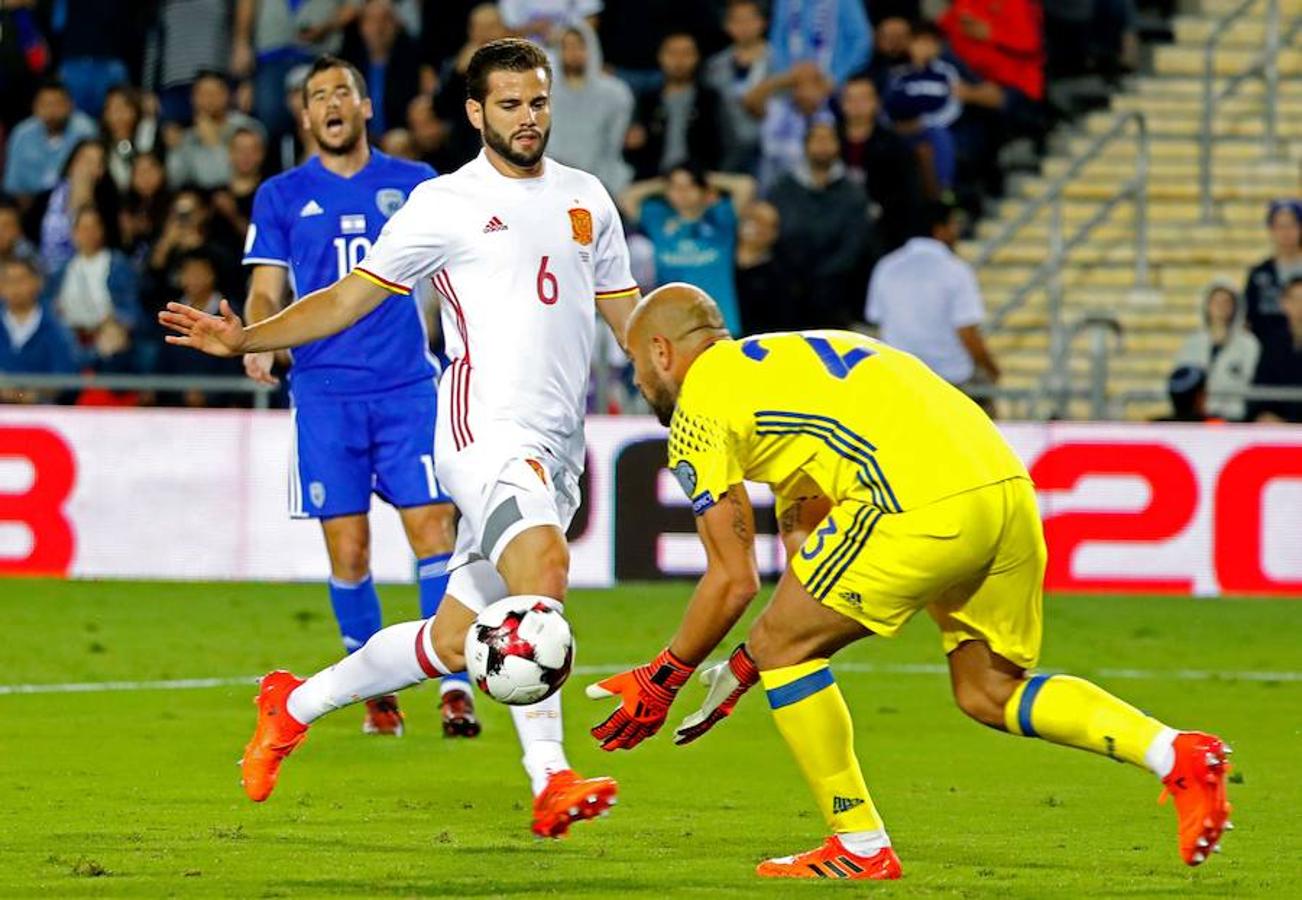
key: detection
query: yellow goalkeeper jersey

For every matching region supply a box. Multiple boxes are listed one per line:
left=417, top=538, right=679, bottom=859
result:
left=666, top=331, right=1027, bottom=515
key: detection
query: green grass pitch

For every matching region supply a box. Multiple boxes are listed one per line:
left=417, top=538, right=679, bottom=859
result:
left=1, top=579, right=1298, bottom=898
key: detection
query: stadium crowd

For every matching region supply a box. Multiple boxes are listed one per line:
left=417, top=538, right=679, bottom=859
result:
left=0, top=0, right=1296, bottom=421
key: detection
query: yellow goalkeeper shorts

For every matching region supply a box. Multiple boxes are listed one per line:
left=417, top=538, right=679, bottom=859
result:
left=788, top=476, right=1046, bottom=670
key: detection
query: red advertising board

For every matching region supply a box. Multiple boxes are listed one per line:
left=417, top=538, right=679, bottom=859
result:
left=0, top=410, right=1298, bottom=595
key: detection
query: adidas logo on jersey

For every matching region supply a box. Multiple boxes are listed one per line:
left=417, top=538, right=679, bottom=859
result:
left=482, top=215, right=508, bottom=233
left=299, top=200, right=325, bottom=218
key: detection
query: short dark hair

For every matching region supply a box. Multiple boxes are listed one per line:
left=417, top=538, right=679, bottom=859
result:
left=59, top=138, right=102, bottom=179
left=301, top=55, right=369, bottom=105
left=193, top=69, right=228, bottom=88
left=34, top=78, right=69, bottom=98
left=179, top=248, right=216, bottom=271
left=919, top=200, right=957, bottom=236
left=466, top=38, right=552, bottom=104
left=911, top=19, right=944, bottom=40
left=664, top=161, right=708, bottom=189
left=1, top=256, right=42, bottom=278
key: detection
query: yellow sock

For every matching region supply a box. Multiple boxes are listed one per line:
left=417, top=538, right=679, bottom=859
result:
left=1005, top=674, right=1167, bottom=768
left=761, top=660, right=885, bottom=833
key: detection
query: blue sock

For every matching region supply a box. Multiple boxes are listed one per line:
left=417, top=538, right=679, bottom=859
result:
left=328, top=574, right=383, bottom=654
left=418, top=553, right=470, bottom=689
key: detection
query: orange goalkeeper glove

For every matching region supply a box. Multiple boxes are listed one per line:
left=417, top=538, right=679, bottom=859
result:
left=586, top=648, right=694, bottom=751
left=672, top=644, right=759, bottom=745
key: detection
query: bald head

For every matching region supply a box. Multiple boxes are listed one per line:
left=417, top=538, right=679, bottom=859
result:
left=627, top=283, right=730, bottom=425
left=627, top=283, right=726, bottom=352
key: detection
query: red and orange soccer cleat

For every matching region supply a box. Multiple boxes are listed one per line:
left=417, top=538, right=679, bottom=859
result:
left=441, top=688, right=482, bottom=738
left=756, top=836, right=903, bottom=880
left=240, top=670, right=308, bottom=802
left=531, top=769, right=618, bottom=838
left=1159, top=731, right=1233, bottom=866
left=362, top=694, right=404, bottom=736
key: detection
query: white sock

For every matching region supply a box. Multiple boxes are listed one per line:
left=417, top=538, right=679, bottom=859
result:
left=838, top=829, right=892, bottom=857
left=440, top=677, right=470, bottom=696
left=1144, top=726, right=1180, bottom=778
left=510, top=691, right=569, bottom=796
left=287, top=619, right=447, bottom=724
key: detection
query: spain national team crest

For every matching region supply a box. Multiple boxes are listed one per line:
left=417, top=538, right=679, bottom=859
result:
left=568, top=207, right=593, bottom=246
left=375, top=188, right=406, bottom=218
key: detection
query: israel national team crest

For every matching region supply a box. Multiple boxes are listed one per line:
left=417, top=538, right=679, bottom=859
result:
left=375, top=188, right=406, bottom=218
left=309, top=481, right=327, bottom=508
left=568, top=207, right=593, bottom=246
left=671, top=460, right=697, bottom=498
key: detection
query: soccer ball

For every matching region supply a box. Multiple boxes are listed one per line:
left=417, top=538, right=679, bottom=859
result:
left=464, top=596, right=574, bottom=705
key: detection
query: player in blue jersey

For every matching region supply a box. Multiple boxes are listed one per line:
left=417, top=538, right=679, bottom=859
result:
left=240, top=55, right=478, bottom=738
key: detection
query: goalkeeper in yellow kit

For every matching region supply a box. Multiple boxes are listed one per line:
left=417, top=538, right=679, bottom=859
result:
left=587, top=283, right=1232, bottom=880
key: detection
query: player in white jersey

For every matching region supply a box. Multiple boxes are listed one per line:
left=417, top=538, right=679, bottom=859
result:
left=159, top=39, right=640, bottom=838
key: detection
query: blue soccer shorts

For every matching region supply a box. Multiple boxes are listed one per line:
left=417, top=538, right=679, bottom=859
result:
left=289, top=389, right=451, bottom=519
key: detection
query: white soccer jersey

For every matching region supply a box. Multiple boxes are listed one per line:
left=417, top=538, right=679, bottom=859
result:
left=355, top=151, right=637, bottom=472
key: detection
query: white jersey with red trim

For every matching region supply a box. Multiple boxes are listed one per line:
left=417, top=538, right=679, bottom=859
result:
left=355, top=151, right=637, bottom=473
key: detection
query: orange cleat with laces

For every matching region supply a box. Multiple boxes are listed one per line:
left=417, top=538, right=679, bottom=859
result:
left=756, top=836, right=903, bottom=880
left=240, top=670, right=309, bottom=802
left=1159, top=731, right=1233, bottom=866
left=530, top=769, right=618, bottom=838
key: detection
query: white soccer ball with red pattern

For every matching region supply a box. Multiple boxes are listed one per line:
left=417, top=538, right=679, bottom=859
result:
left=464, top=596, right=574, bottom=705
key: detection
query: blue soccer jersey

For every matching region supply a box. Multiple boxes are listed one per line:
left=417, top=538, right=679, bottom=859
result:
left=243, top=150, right=438, bottom=399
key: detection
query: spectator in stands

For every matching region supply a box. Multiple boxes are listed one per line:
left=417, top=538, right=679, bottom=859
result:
left=52, top=0, right=146, bottom=117
left=884, top=21, right=962, bottom=194
left=0, top=2, right=51, bottom=132
left=767, top=0, right=871, bottom=86
left=37, top=139, right=120, bottom=275
left=152, top=249, right=245, bottom=406
left=838, top=75, right=921, bottom=252
left=1249, top=276, right=1302, bottom=424
left=1173, top=280, right=1260, bottom=422
left=770, top=121, right=875, bottom=328
left=119, top=152, right=172, bottom=265
left=597, top=0, right=724, bottom=96
left=865, top=200, right=1000, bottom=404
left=147, top=0, right=235, bottom=127
left=233, top=0, right=359, bottom=143
left=1155, top=365, right=1211, bottom=423
left=735, top=199, right=798, bottom=334
left=1, top=257, right=81, bottom=394
left=1244, top=199, right=1302, bottom=343
left=938, top=0, right=1045, bottom=107
left=212, top=127, right=267, bottom=240
left=499, top=0, right=602, bottom=43
left=101, top=87, right=159, bottom=196
left=3, top=80, right=98, bottom=208
left=548, top=22, right=635, bottom=194
left=167, top=71, right=265, bottom=190
left=434, top=3, right=510, bottom=170
left=619, top=165, right=755, bottom=335
left=626, top=33, right=723, bottom=181
left=704, top=0, right=773, bottom=174
left=47, top=205, right=140, bottom=368
left=751, top=62, right=835, bottom=188
left=146, top=189, right=242, bottom=311
left=863, top=15, right=912, bottom=95
left=0, top=198, right=39, bottom=269
left=404, top=95, right=444, bottom=166
left=342, top=0, right=422, bottom=140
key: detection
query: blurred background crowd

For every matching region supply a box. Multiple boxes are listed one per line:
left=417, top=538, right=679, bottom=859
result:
left=0, top=0, right=1297, bottom=420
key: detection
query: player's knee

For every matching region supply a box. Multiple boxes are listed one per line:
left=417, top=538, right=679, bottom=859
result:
left=747, top=613, right=796, bottom=671
left=329, top=538, right=371, bottom=582
left=511, top=540, right=570, bottom=599
left=432, top=618, right=467, bottom=671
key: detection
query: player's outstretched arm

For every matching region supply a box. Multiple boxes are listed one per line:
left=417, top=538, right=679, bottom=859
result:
left=159, top=271, right=391, bottom=356
left=587, top=486, right=761, bottom=751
